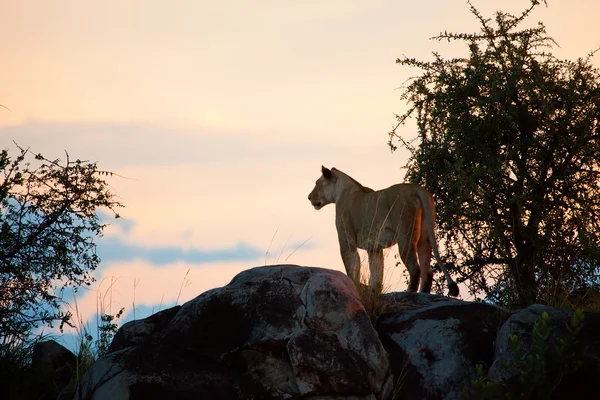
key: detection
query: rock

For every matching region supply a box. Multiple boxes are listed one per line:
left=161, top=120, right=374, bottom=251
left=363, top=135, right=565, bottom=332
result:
left=73, top=348, right=132, bottom=400
left=489, top=304, right=571, bottom=382
left=376, top=292, right=510, bottom=400
left=487, top=304, right=600, bottom=399
left=31, top=339, right=77, bottom=399
left=108, top=305, right=181, bottom=353
left=76, top=265, right=391, bottom=399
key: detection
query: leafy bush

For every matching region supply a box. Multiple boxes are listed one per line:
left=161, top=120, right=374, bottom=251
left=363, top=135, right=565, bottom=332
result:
left=465, top=310, right=585, bottom=399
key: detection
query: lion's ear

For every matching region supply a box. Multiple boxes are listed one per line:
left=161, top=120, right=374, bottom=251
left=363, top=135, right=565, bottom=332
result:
left=321, top=166, right=333, bottom=180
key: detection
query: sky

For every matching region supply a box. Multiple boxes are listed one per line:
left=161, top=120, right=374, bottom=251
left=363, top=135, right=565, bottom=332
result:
left=1, top=0, right=599, bottom=348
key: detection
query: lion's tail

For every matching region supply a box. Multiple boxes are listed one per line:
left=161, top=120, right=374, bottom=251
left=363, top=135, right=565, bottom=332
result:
left=417, top=188, right=459, bottom=297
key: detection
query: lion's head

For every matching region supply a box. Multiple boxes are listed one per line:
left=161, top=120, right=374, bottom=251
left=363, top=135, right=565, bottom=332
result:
left=308, top=166, right=337, bottom=210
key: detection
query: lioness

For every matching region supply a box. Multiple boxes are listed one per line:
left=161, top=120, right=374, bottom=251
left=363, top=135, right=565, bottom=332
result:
left=308, top=166, right=459, bottom=296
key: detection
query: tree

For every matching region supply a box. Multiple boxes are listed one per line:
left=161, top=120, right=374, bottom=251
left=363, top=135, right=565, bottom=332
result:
left=0, top=144, right=122, bottom=341
left=388, top=1, right=600, bottom=307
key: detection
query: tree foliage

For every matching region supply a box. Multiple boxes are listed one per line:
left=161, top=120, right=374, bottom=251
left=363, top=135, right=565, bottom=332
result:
left=389, top=1, right=600, bottom=307
left=0, top=144, right=122, bottom=340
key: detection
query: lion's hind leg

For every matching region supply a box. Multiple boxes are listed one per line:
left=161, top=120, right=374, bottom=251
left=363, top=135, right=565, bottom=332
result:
left=398, top=242, right=420, bottom=292
left=397, top=208, right=422, bottom=292
left=367, top=249, right=384, bottom=293
left=416, top=241, right=434, bottom=293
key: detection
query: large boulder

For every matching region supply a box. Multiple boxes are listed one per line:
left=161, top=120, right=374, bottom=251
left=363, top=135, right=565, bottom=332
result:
left=376, top=293, right=510, bottom=400
left=31, top=339, right=77, bottom=400
left=487, top=304, right=600, bottom=399
left=489, top=304, right=572, bottom=383
left=32, top=339, right=77, bottom=385
left=75, top=265, right=391, bottom=400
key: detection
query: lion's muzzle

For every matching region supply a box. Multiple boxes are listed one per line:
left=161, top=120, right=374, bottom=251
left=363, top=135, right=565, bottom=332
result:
left=308, top=192, right=323, bottom=210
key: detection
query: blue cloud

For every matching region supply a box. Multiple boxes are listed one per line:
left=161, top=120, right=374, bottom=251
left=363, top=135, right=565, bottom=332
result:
left=110, top=217, right=135, bottom=234
left=55, top=302, right=177, bottom=354
left=96, top=209, right=135, bottom=234
left=96, top=236, right=262, bottom=265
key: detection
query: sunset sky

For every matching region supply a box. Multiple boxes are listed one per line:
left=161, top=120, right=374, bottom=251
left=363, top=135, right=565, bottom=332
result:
left=1, top=0, right=599, bottom=348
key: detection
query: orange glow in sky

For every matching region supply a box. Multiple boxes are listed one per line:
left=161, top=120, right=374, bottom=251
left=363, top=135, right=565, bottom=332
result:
left=1, top=0, right=599, bottom=345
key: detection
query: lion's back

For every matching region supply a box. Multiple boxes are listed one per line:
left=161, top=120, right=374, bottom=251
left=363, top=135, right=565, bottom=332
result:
left=354, top=183, right=423, bottom=227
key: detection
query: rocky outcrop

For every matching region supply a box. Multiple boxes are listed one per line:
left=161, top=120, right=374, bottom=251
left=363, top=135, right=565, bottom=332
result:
left=75, top=265, right=391, bottom=400
left=74, top=265, right=600, bottom=400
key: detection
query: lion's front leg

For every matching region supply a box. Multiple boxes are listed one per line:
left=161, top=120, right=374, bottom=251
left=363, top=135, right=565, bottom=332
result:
left=339, top=240, right=361, bottom=284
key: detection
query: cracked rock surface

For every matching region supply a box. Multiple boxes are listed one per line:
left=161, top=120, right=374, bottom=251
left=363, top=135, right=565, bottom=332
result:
left=376, top=293, right=510, bottom=400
